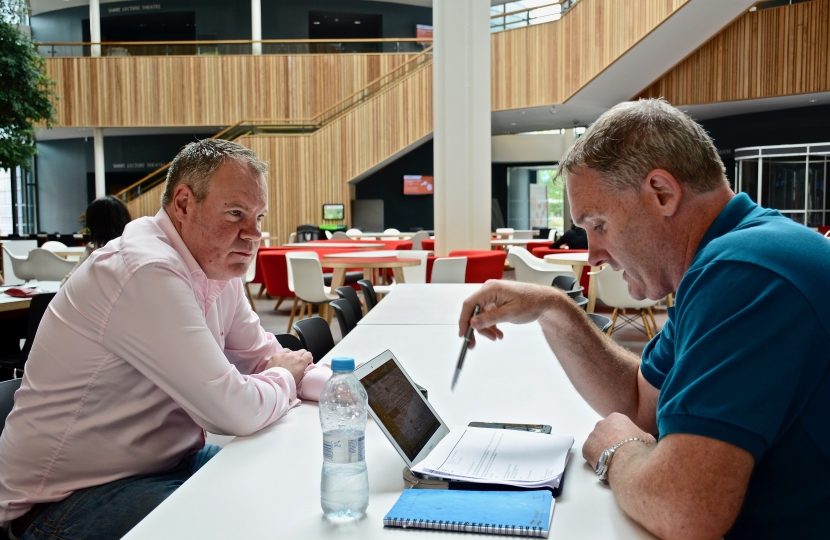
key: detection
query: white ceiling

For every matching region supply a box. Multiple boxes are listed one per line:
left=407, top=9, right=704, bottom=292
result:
left=34, top=125, right=222, bottom=141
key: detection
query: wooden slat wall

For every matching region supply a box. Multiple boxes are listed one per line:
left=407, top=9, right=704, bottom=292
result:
left=637, top=0, right=830, bottom=104
left=45, top=53, right=420, bottom=127
left=491, top=0, right=689, bottom=111
left=125, top=65, right=433, bottom=243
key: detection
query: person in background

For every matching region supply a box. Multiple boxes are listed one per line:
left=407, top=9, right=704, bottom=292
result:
left=60, top=196, right=132, bottom=287
left=550, top=224, right=588, bottom=249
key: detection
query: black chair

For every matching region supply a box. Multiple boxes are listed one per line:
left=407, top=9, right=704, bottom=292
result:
left=296, top=224, right=320, bottom=243
left=0, top=378, right=23, bottom=435
left=335, top=286, right=363, bottom=321
left=274, top=333, right=303, bottom=351
left=0, top=292, right=56, bottom=377
left=292, top=317, right=335, bottom=364
left=572, top=295, right=589, bottom=311
left=330, top=299, right=358, bottom=338
left=357, top=280, right=378, bottom=311
left=588, top=313, right=613, bottom=333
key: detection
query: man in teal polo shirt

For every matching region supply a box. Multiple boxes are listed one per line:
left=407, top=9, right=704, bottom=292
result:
left=460, top=98, right=830, bottom=539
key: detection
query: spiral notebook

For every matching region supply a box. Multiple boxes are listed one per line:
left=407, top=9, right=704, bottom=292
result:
left=383, top=489, right=554, bottom=537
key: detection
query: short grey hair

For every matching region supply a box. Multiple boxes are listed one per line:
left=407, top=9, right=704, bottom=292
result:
left=557, top=98, right=727, bottom=194
left=161, top=139, right=268, bottom=208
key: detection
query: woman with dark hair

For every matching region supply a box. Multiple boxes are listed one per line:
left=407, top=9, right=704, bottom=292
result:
left=60, top=196, right=131, bottom=286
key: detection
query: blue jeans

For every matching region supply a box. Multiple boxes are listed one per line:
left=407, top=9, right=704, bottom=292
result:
left=11, top=444, right=221, bottom=540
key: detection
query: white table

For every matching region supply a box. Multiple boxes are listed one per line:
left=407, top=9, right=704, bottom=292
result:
left=52, top=247, right=87, bottom=258
left=281, top=242, right=386, bottom=249
left=124, top=322, right=654, bottom=539
left=347, top=232, right=414, bottom=239
left=0, top=281, right=61, bottom=313
left=359, top=283, right=482, bottom=326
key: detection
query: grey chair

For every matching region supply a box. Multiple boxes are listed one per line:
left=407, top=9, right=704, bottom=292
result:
left=336, top=286, right=363, bottom=321
left=588, top=313, right=613, bottom=333
left=330, top=298, right=358, bottom=337
left=409, top=230, right=430, bottom=250
left=292, top=317, right=335, bottom=364
left=275, top=333, right=303, bottom=351
left=357, top=280, right=378, bottom=311
left=1, top=378, right=23, bottom=435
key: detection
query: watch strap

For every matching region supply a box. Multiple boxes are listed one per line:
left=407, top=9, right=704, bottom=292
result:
left=597, top=437, right=647, bottom=484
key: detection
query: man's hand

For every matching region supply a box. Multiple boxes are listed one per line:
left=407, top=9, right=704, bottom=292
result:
left=458, top=280, right=564, bottom=348
left=265, top=349, right=313, bottom=387
left=582, top=412, right=656, bottom=468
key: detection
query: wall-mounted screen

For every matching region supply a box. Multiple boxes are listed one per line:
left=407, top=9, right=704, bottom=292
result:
left=323, top=204, right=345, bottom=220
left=404, top=175, right=434, bottom=195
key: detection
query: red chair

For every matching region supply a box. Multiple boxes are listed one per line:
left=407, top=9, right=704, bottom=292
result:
left=252, top=247, right=283, bottom=299
left=530, top=248, right=590, bottom=293
left=448, top=250, right=507, bottom=283
left=421, top=239, right=434, bottom=251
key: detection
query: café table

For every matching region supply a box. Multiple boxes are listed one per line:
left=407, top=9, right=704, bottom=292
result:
left=358, top=283, right=482, bottom=326
left=52, top=247, right=87, bottom=259
left=320, top=256, right=420, bottom=294
left=346, top=232, right=414, bottom=239
left=0, top=281, right=61, bottom=314
left=280, top=242, right=385, bottom=249
left=122, top=318, right=655, bottom=540
left=544, top=252, right=599, bottom=312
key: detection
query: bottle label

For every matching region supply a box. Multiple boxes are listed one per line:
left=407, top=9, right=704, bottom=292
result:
left=323, top=434, right=365, bottom=464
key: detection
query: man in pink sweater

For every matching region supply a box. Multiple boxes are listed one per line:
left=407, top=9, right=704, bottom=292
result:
left=0, top=140, right=326, bottom=539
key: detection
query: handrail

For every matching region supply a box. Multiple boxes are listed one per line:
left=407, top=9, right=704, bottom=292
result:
left=112, top=47, right=434, bottom=201
left=37, top=38, right=432, bottom=46
left=490, top=2, right=562, bottom=19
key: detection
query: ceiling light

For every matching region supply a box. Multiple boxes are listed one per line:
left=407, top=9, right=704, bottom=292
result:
left=521, top=111, right=525, bottom=115
left=510, top=122, right=517, bottom=126
left=809, top=99, right=817, bottom=103
left=355, top=21, right=361, bottom=24
left=313, top=21, right=320, bottom=24
left=550, top=106, right=556, bottom=115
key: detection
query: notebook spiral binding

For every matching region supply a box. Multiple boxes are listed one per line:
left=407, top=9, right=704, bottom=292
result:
left=383, top=517, right=545, bottom=537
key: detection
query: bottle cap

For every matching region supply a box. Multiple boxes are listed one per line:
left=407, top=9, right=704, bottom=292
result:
left=330, top=357, right=355, bottom=372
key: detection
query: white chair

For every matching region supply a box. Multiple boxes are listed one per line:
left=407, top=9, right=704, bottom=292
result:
left=346, top=228, right=362, bottom=237
left=243, top=257, right=258, bottom=313
left=825, top=230, right=830, bottom=238
left=324, top=231, right=333, bottom=239
left=28, top=248, right=77, bottom=282
left=409, top=231, right=429, bottom=250
left=507, top=246, right=574, bottom=286
left=285, top=251, right=320, bottom=331
left=512, top=230, right=533, bottom=240
left=287, top=232, right=296, bottom=244
left=373, top=250, right=431, bottom=295
left=290, top=257, right=339, bottom=328
left=2, top=246, right=36, bottom=282
left=41, top=241, right=67, bottom=251
left=383, top=228, right=401, bottom=235
left=331, top=231, right=350, bottom=240
left=495, top=228, right=514, bottom=239
left=430, top=257, right=467, bottom=284
left=548, top=230, right=558, bottom=240
left=593, top=265, right=659, bottom=338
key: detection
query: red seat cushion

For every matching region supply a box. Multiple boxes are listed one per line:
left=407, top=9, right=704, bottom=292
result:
left=448, top=250, right=507, bottom=283
left=421, top=239, right=435, bottom=251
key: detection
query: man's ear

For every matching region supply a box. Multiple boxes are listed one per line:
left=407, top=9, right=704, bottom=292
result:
left=641, top=169, right=682, bottom=218
left=170, top=184, right=196, bottom=224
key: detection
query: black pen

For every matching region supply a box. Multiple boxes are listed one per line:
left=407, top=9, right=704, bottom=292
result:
left=452, top=305, right=481, bottom=390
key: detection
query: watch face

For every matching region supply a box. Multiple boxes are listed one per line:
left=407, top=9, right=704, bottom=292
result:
left=596, top=449, right=611, bottom=477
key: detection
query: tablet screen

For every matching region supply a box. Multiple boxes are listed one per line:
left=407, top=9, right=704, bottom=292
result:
left=360, top=358, right=442, bottom=462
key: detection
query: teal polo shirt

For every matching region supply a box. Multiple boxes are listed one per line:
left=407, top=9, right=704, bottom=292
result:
left=641, top=193, right=830, bottom=538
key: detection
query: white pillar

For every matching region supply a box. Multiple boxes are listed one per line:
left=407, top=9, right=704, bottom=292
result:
left=94, top=128, right=105, bottom=198
left=433, top=0, right=491, bottom=256
left=251, top=0, right=262, bottom=55
left=562, top=128, right=575, bottom=230
left=90, top=0, right=101, bottom=57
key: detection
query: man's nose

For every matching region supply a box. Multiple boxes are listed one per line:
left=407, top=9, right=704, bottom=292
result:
left=587, top=240, right=607, bottom=268
left=240, top=220, right=262, bottom=243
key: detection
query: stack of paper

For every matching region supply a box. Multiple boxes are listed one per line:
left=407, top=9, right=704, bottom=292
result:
left=411, top=427, right=573, bottom=490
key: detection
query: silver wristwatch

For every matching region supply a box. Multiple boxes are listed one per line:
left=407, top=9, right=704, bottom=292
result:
left=595, top=437, right=646, bottom=484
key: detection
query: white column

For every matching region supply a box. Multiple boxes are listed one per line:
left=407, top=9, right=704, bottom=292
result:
left=251, top=0, right=262, bottom=55
left=90, top=0, right=101, bottom=57
left=562, top=128, right=575, bottom=230
left=432, top=0, right=491, bottom=256
left=94, top=128, right=105, bottom=198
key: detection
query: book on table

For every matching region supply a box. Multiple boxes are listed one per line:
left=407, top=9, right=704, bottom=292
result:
left=383, top=489, right=554, bottom=537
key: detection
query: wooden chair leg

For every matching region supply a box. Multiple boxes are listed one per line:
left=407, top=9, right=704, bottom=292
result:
left=640, top=309, right=653, bottom=339
left=287, top=298, right=300, bottom=333
left=608, top=307, right=619, bottom=334
left=244, top=283, right=257, bottom=313
left=257, top=284, right=266, bottom=299
left=274, top=297, right=286, bottom=311
left=307, top=303, right=313, bottom=318
left=648, top=307, right=657, bottom=333
left=323, top=303, right=333, bottom=324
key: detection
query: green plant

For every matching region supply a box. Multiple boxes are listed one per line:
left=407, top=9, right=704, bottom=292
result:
left=0, top=0, right=56, bottom=171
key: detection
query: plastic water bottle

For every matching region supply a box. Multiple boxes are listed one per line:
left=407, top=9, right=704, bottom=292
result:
left=319, top=357, right=369, bottom=519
